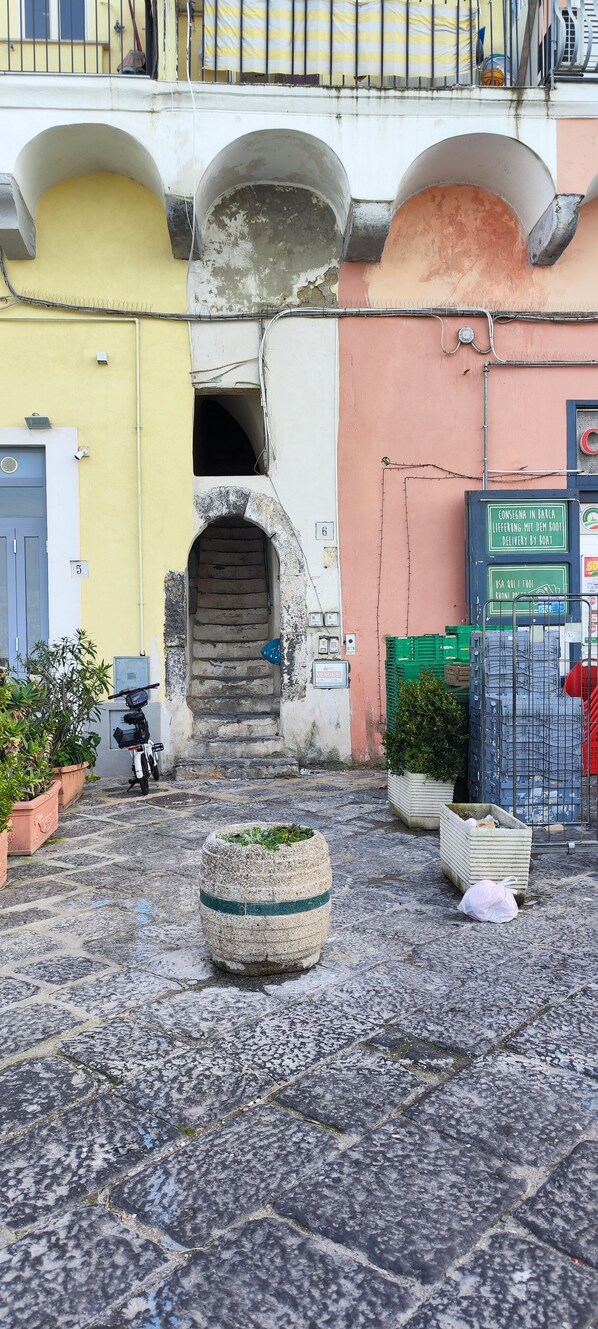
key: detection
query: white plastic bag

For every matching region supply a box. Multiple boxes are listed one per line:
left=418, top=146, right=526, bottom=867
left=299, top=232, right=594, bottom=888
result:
left=458, top=877, right=519, bottom=923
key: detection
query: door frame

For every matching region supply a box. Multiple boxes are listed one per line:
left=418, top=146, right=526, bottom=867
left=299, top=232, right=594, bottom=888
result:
left=0, top=428, right=82, bottom=644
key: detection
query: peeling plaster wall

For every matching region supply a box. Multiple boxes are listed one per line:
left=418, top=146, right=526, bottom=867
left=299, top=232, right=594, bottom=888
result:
left=191, top=184, right=341, bottom=313
left=188, top=316, right=352, bottom=763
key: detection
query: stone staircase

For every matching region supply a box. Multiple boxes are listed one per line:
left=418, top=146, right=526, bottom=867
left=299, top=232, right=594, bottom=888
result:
left=175, top=518, right=298, bottom=779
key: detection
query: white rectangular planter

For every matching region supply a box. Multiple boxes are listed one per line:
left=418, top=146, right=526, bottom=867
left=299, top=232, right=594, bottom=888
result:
left=440, top=802, right=533, bottom=900
left=388, top=772, right=455, bottom=830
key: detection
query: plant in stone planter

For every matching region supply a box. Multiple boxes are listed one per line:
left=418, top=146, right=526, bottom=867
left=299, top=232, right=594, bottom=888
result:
left=24, top=631, right=111, bottom=808
left=1, top=676, right=60, bottom=856
left=383, top=671, right=468, bottom=829
left=200, top=822, right=332, bottom=975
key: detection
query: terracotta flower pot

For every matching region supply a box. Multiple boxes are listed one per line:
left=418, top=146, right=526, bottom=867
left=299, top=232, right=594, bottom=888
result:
left=8, top=779, right=61, bottom=856
left=53, top=762, right=89, bottom=810
left=0, top=830, right=8, bottom=887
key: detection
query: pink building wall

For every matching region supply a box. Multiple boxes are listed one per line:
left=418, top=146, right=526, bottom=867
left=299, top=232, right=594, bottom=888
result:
left=339, top=185, right=598, bottom=762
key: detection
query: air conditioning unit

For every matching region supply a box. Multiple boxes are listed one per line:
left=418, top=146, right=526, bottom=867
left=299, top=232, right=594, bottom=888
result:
left=555, top=0, right=598, bottom=70
left=558, top=5, right=582, bottom=64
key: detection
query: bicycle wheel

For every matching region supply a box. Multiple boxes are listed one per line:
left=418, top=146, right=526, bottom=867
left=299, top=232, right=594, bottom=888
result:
left=139, top=753, right=150, bottom=796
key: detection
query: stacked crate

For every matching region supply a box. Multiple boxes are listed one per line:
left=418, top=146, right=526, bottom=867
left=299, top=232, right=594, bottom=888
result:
left=385, top=633, right=460, bottom=729
left=469, top=629, right=583, bottom=824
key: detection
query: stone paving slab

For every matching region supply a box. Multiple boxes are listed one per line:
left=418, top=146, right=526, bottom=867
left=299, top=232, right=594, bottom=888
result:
left=0, top=1000, right=90, bottom=1065
left=0, top=975, right=41, bottom=1008
left=366, top=1030, right=459, bottom=1068
left=54, top=968, right=183, bottom=1019
left=1, top=772, right=597, bottom=1327
left=277, top=1046, right=423, bottom=1132
left=112, top=1104, right=339, bottom=1246
left=61, top=1016, right=189, bottom=1081
left=276, top=1117, right=523, bottom=1284
left=0, top=1093, right=177, bottom=1231
left=136, top=986, right=275, bottom=1041
left=509, top=990, right=598, bottom=1080
left=116, top=1045, right=277, bottom=1129
left=0, top=879, right=78, bottom=907
left=408, top=1051, right=598, bottom=1166
left=0, top=1205, right=170, bottom=1329
left=518, top=1141, right=598, bottom=1269
left=0, top=907, right=60, bottom=931
left=85, top=937, right=212, bottom=982
left=0, top=1056, right=95, bottom=1139
left=107, top=1217, right=413, bottom=1329
left=401, top=1231, right=598, bottom=1328
left=0, top=929, right=61, bottom=967
left=13, top=954, right=112, bottom=987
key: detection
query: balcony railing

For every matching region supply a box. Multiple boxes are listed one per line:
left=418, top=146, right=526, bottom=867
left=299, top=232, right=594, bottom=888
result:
left=0, top=0, right=154, bottom=73
left=1, top=0, right=597, bottom=83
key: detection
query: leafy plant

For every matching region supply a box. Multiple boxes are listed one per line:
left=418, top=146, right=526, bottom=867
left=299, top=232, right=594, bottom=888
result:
left=0, top=676, right=53, bottom=805
left=220, top=825, right=314, bottom=851
left=24, top=631, right=110, bottom=769
left=383, top=671, right=467, bottom=782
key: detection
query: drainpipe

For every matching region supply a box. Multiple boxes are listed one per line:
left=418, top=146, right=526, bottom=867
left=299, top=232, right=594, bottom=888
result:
left=483, top=361, right=490, bottom=489
left=0, top=314, right=145, bottom=655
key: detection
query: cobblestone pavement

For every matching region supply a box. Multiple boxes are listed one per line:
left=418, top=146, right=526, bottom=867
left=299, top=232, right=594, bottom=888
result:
left=0, top=770, right=597, bottom=1329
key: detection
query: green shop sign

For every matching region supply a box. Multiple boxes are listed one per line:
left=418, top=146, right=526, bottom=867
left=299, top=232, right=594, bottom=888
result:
left=488, top=564, right=569, bottom=611
left=487, top=502, right=568, bottom=552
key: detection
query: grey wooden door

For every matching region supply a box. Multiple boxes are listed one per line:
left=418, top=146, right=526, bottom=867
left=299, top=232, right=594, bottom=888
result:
left=0, top=448, right=49, bottom=672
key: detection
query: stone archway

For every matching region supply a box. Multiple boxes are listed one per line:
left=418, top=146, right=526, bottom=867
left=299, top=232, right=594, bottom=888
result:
left=163, top=483, right=307, bottom=726
left=191, top=485, right=308, bottom=702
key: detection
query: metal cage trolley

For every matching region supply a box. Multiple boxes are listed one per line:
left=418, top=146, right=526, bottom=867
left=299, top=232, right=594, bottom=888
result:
left=109, top=683, right=164, bottom=795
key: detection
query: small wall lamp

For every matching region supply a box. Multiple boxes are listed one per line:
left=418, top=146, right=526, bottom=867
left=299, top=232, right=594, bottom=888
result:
left=25, top=413, right=52, bottom=430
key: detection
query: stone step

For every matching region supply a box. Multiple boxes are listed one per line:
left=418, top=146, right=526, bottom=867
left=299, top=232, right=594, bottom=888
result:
left=187, top=694, right=278, bottom=715
left=193, top=624, right=268, bottom=644
left=194, top=607, right=270, bottom=627
left=189, top=676, right=275, bottom=698
left=196, top=577, right=267, bottom=597
left=200, top=537, right=264, bottom=554
left=175, top=756, right=299, bottom=781
left=192, top=714, right=279, bottom=740
left=186, top=735, right=287, bottom=759
left=191, top=657, right=273, bottom=679
left=200, top=551, right=264, bottom=569
left=198, top=564, right=267, bottom=581
left=192, top=640, right=269, bottom=661
left=194, top=591, right=268, bottom=610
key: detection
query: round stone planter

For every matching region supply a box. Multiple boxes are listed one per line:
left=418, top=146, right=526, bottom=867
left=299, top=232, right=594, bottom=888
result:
left=53, top=762, right=89, bottom=810
left=200, top=824, right=332, bottom=975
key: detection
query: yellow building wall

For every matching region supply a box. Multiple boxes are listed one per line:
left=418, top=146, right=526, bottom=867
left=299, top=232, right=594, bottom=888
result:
left=0, top=173, right=194, bottom=681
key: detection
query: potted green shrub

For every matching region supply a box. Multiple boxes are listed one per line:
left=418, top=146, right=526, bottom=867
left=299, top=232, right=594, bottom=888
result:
left=200, top=823, right=332, bottom=974
left=383, top=671, right=468, bottom=829
left=24, top=631, right=110, bottom=809
left=1, top=677, right=60, bottom=856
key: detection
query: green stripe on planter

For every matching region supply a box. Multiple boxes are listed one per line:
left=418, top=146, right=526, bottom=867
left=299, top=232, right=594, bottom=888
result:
left=199, top=888, right=331, bottom=917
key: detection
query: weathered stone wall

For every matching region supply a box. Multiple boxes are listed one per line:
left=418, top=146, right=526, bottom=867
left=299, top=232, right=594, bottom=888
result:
left=191, top=184, right=341, bottom=313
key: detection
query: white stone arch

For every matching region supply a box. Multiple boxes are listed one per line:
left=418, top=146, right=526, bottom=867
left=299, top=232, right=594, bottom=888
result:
left=190, top=485, right=308, bottom=702
left=195, top=128, right=352, bottom=247
left=3, top=123, right=184, bottom=259
left=15, top=122, right=165, bottom=215
left=393, top=133, right=581, bottom=267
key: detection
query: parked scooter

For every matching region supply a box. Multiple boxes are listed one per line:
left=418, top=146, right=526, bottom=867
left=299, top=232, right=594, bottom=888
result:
left=109, top=683, right=164, bottom=795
